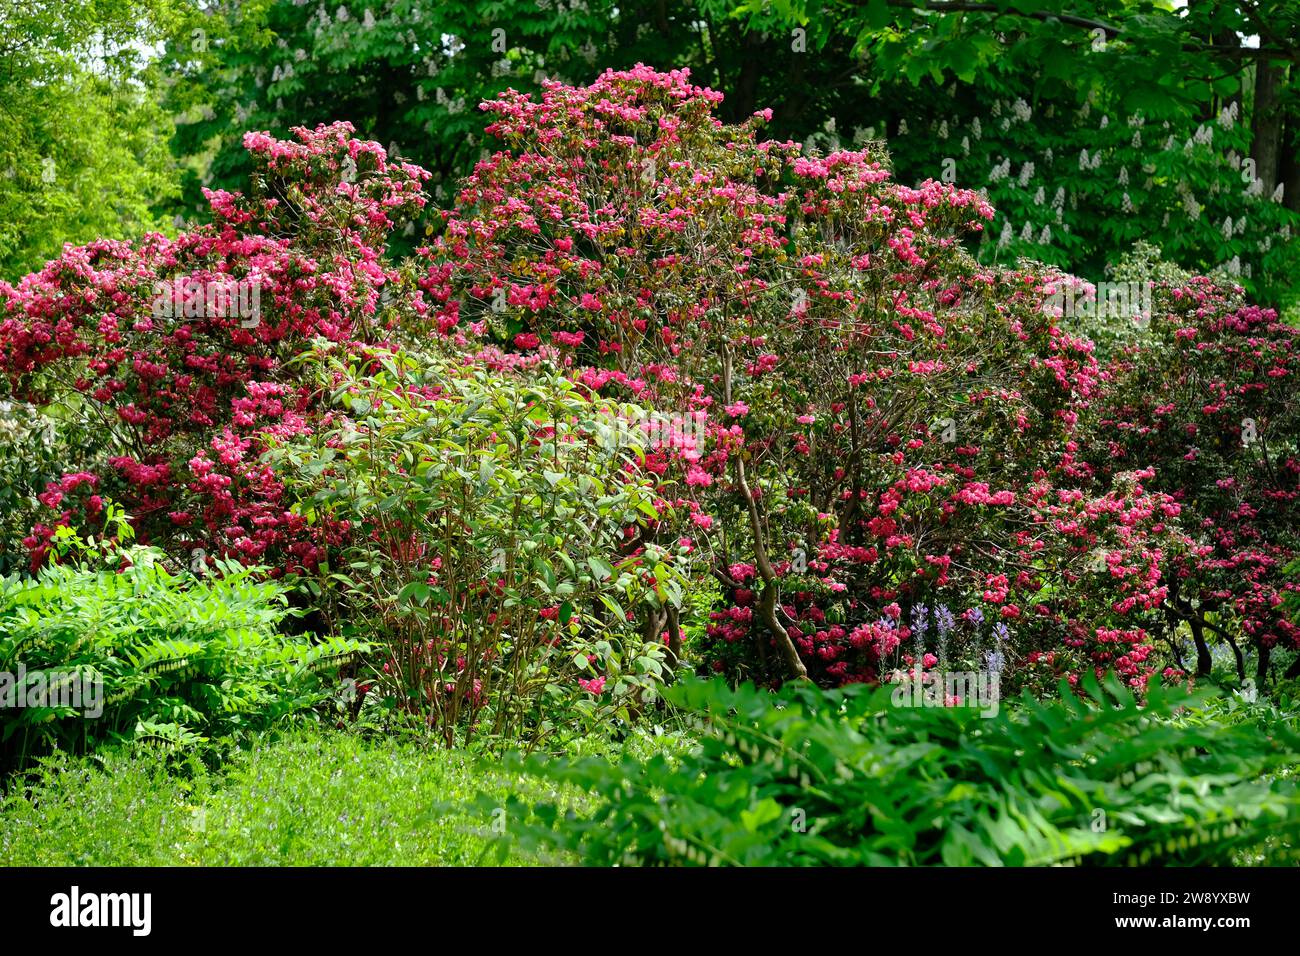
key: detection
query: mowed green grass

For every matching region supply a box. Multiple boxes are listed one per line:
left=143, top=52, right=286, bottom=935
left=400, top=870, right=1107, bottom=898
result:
left=0, top=727, right=569, bottom=866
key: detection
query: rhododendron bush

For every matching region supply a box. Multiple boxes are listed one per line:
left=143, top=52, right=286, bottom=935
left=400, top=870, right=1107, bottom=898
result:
left=0, top=121, right=428, bottom=573
left=415, top=65, right=1187, bottom=693
left=1083, top=278, right=1300, bottom=683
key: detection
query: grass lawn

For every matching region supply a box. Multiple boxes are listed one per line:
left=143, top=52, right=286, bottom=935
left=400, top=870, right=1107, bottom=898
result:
left=0, top=726, right=562, bottom=866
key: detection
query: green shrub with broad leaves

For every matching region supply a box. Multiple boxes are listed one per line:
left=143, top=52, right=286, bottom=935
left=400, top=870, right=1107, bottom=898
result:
left=0, top=523, right=365, bottom=772
left=270, top=345, right=688, bottom=751
left=480, top=675, right=1300, bottom=866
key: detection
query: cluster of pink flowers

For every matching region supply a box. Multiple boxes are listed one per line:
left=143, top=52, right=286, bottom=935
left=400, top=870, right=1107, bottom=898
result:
left=1, top=122, right=426, bottom=573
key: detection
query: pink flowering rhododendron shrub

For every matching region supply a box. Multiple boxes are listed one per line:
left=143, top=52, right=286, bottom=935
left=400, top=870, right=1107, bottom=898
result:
left=1014, top=471, right=1191, bottom=692
left=0, top=122, right=428, bottom=572
left=1082, top=277, right=1300, bottom=683
left=416, top=65, right=1160, bottom=691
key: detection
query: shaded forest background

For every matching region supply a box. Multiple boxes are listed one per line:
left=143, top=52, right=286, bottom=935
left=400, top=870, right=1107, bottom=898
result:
left=2, top=0, right=1298, bottom=312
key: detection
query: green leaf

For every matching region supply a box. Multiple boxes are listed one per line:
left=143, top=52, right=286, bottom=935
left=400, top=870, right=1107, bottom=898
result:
left=397, top=581, right=431, bottom=605
left=740, top=798, right=784, bottom=832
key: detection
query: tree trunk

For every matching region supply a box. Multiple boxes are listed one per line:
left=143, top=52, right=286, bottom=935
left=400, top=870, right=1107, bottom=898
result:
left=1251, top=60, right=1284, bottom=193
left=641, top=606, right=666, bottom=653
left=727, top=24, right=762, bottom=121
left=1226, top=634, right=1246, bottom=682
left=1280, top=104, right=1300, bottom=215
left=664, top=605, right=681, bottom=671
left=1188, top=615, right=1212, bottom=678
left=721, top=340, right=807, bottom=683
left=736, top=453, right=808, bottom=682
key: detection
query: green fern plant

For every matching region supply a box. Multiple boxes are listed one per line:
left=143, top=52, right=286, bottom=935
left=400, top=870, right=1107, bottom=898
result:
left=0, top=540, right=367, bottom=774
left=477, top=674, right=1300, bottom=866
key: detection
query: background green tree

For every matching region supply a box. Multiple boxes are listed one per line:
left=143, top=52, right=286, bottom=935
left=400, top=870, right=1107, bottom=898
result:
left=728, top=0, right=1300, bottom=308
left=0, top=0, right=180, bottom=280
left=3, top=0, right=1297, bottom=309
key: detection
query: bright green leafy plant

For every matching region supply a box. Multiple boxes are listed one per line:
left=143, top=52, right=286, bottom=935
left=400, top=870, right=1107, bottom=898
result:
left=0, top=726, right=548, bottom=866
left=272, top=345, right=688, bottom=750
left=0, top=520, right=365, bottom=772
